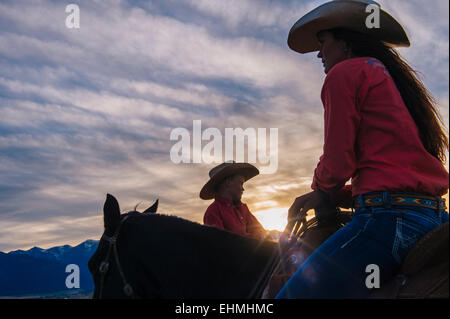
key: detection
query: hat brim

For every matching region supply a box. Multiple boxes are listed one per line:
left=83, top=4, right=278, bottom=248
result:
left=199, top=163, right=259, bottom=200
left=288, top=1, right=410, bottom=54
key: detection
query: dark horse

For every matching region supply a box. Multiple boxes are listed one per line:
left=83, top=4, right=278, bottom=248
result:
left=88, top=194, right=280, bottom=298
left=89, top=194, right=449, bottom=299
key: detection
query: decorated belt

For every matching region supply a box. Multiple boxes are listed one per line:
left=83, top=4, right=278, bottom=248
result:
left=354, top=193, right=447, bottom=211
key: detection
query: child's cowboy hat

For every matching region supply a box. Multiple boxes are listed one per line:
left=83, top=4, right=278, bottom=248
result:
left=288, top=0, right=410, bottom=54
left=200, top=161, right=259, bottom=200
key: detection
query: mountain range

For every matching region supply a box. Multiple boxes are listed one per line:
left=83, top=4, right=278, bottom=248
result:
left=0, top=240, right=98, bottom=297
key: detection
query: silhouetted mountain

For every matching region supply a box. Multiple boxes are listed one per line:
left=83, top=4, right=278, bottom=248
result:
left=0, top=240, right=98, bottom=297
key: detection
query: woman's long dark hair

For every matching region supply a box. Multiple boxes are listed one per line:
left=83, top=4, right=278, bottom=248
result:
left=329, top=28, right=448, bottom=164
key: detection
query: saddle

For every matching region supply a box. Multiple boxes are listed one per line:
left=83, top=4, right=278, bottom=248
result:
left=370, top=222, right=449, bottom=299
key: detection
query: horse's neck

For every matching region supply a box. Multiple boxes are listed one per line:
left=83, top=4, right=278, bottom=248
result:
left=137, top=217, right=277, bottom=297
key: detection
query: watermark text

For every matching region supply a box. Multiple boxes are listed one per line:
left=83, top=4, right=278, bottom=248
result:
left=170, top=120, right=278, bottom=174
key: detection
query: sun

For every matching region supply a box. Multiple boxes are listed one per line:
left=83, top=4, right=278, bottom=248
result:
left=252, top=207, right=289, bottom=232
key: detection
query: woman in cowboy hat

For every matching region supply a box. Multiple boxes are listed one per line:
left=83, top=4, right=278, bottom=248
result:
left=278, top=0, right=449, bottom=298
left=201, top=161, right=267, bottom=238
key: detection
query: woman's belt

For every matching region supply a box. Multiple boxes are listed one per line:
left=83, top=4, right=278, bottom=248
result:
left=353, top=192, right=447, bottom=211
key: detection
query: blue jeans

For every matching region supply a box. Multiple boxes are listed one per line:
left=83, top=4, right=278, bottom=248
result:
left=276, top=192, right=448, bottom=299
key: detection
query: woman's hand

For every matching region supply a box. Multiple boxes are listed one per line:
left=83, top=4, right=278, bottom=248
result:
left=286, top=190, right=334, bottom=232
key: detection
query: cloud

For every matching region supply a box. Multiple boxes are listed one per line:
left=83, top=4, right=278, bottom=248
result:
left=380, top=0, right=449, bottom=93
left=180, top=0, right=324, bottom=32
left=0, top=0, right=448, bottom=252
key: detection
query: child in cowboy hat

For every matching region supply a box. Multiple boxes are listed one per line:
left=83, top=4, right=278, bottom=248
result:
left=278, top=0, right=449, bottom=298
left=200, top=161, right=267, bottom=239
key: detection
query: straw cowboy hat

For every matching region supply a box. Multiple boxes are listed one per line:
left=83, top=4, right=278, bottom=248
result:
left=200, top=161, right=259, bottom=200
left=288, top=0, right=410, bottom=54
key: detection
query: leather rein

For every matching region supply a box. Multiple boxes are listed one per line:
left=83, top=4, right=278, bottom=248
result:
left=248, top=216, right=311, bottom=299
left=97, top=215, right=141, bottom=299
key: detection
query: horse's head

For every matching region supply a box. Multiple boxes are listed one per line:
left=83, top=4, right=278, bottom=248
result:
left=88, top=194, right=159, bottom=299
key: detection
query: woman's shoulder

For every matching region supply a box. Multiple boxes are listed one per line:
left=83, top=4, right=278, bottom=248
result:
left=328, top=57, right=376, bottom=74
left=325, top=57, right=385, bottom=85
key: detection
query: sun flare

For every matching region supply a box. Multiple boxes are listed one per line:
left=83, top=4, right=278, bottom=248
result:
left=252, top=207, right=289, bottom=232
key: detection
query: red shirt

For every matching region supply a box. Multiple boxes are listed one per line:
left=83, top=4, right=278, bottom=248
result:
left=203, top=196, right=266, bottom=238
left=311, top=57, right=449, bottom=204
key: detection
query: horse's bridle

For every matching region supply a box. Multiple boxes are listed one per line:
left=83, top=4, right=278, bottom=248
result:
left=97, top=214, right=141, bottom=299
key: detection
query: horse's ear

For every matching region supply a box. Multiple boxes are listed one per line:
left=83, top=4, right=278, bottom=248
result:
left=104, top=194, right=121, bottom=236
left=143, top=199, right=158, bottom=214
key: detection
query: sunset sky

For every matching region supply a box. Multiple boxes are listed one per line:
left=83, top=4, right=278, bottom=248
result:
left=0, top=0, right=448, bottom=252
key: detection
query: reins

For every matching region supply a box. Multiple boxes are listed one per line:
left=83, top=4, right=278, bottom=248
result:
left=247, top=242, right=281, bottom=299
left=97, top=215, right=141, bottom=299
left=257, top=214, right=346, bottom=298
left=248, top=216, right=311, bottom=299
